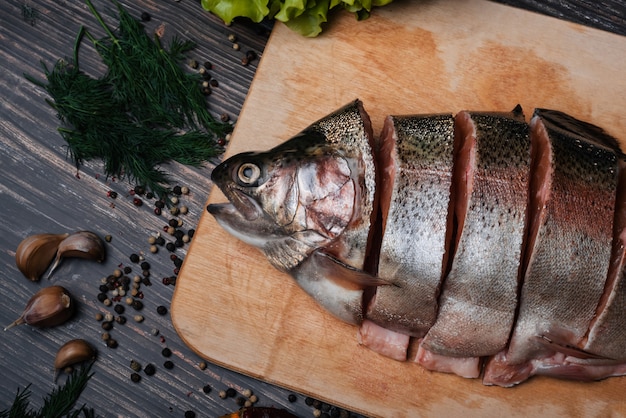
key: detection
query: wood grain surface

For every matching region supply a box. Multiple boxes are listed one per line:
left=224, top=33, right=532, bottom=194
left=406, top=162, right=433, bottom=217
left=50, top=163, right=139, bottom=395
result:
left=1, top=0, right=625, bottom=417
left=172, top=1, right=626, bottom=417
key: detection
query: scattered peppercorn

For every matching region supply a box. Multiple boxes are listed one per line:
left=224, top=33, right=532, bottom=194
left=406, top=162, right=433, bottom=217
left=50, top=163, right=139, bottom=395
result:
left=202, top=384, right=211, bottom=394
left=198, top=361, right=207, bottom=370
left=155, top=236, right=165, bottom=246
left=144, top=363, right=156, bottom=376
left=129, top=253, right=140, bottom=263
left=115, top=315, right=126, bottom=325
left=140, top=261, right=150, bottom=270
left=97, top=292, right=108, bottom=302
left=133, top=314, right=144, bottom=322
left=184, top=411, right=195, bottom=418
left=218, top=390, right=227, bottom=399
left=131, top=372, right=141, bottom=383
left=106, top=338, right=118, bottom=348
left=95, top=312, right=103, bottom=321
left=155, top=200, right=165, bottom=209
left=133, top=197, right=143, bottom=206
left=130, top=360, right=142, bottom=372
left=154, top=207, right=162, bottom=216
left=288, top=394, right=297, bottom=403
left=166, top=242, right=176, bottom=252
left=161, top=347, right=172, bottom=357
left=104, top=234, right=112, bottom=242
left=305, top=397, right=315, bottom=406
left=225, top=388, right=236, bottom=398
left=132, top=300, right=144, bottom=310
left=220, top=113, right=230, bottom=122
left=140, top=11, right=150, bottom=21
left=188, top=229, right=195, bottom=238
left=156, top=305, right=168, bottom=315
left=181, top=186, right=189, bottom=195
left=227, top=33, right=237, bottom=42
left=102, top=321, right=113, bottom=331
left=163, top=360, right=174, bottom=369
left=246, top=50, right=258, bottom=61
left=236, top=397, right=246, bottom=407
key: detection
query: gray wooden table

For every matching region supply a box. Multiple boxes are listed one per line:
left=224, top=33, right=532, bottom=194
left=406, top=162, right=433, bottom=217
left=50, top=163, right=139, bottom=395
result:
left=1, top=1, right=624, bottom=417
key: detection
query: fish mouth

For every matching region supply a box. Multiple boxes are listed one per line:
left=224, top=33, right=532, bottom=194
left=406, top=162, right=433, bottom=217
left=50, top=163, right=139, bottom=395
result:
left=208, top=189, right=262, bottom=221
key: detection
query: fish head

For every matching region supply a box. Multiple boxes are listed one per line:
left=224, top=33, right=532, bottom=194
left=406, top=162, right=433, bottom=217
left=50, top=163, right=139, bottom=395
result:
left=207, top=131, right=358, bottom=272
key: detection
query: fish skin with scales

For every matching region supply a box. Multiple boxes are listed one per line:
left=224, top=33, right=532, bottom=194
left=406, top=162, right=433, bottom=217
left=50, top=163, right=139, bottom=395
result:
left=207, top=99, right=626, bottom=386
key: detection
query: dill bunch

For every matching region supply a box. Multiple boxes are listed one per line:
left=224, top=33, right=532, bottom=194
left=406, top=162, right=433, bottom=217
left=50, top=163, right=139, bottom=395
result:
left=0, top=363, right=94, bottom=418
left=25, top=0, right=231, bottom=199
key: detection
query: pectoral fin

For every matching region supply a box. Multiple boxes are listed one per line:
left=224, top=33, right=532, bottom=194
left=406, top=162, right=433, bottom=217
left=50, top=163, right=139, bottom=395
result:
left=311, top=250, right=391, bottom=290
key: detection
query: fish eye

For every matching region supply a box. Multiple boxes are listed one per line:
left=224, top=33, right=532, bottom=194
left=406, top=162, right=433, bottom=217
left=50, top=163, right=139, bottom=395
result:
left=236, top=162, right=261, bottom=185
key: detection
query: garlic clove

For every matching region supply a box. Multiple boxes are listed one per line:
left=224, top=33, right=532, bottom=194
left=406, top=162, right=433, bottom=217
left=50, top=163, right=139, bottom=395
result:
left=47, top=231, right=106, bottom=279
left=4, top=285, right=75, bottom=331
left=54, top=339, right=96, bottom=381
left=15, top=233, right=69, bottom=281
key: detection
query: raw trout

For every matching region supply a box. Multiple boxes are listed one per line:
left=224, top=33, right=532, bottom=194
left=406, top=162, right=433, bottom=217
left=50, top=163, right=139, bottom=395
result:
left=207, top=100, right=626, bottom=386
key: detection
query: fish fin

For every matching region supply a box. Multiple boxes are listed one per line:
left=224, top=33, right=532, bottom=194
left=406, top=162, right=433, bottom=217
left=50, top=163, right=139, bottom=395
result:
left=534, top=108, right=624, bottom=156
left=312, top=250, right=391, bottom=289
left=511, top=104, right=524, bottom=119
left=533, top=334, right=612, bottom=360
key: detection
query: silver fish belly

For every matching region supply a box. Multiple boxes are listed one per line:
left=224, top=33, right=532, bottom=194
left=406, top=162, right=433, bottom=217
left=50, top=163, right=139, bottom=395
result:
left=208, top=100, right=626, bottom=386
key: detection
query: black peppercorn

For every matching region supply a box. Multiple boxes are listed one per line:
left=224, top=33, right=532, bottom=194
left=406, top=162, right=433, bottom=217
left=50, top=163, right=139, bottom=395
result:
left=202, top=384, right=211, bottom=394
left=97, top=292, right=108, bottom=302
left=173, top=258, right=183, bottom=268
left=106, top=338, right=118, bottom=348
left=288, top=394, right=297, bottom=403
left=156, top=305, right=168, bottom=315
left=130, top=253, right=140, bottom=263
left=155, top=236, right=165, bottom=246
left=166, top=242, right=176, bottom=252
left=146, top=191, right=154, bottom=199
left=210, top=79, right=218, bottom=88
left=131, top=372, right=141, bottom=383
left=174, top=239, right=184, bottom=248
left=168, top=218, right=178, bottom=227
left=144, top=363, right=156, bottom=376
left=115, top=315, right=126, bottom=325
left=132, top=197, right=143, bottom=206
left=132, top=300, right=144, bottom=310
left=140, top=261, right=150, bottom=270
left=163, top=360, right=174, bottom=369
left=184, top=411, right=195, bottom=418
left=161, top=347, right=172, bottom=357
left=114, top=304, right=125, bottom=314
left=225, top=388, right=236, bottom=398
left=305, top=397, right=315, bottom=406
left=188, top=229, right=195, bottom=238
left=174, top=229, right=184, bottom=239
left=99, top=284, right=109, bottom=293
left=123, top=266, right=132, bottom=274
left=173, top=185, right=182, bottom=195
left=102, top=321, right=113, bottom=331
left=155, top=200, right=165, bottom=209
left=236, top=397, right=246, bottom=407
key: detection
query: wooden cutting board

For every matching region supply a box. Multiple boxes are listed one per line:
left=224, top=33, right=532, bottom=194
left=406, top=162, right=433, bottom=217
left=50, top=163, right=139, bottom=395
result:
left=172, top=1, right=626, bottom=416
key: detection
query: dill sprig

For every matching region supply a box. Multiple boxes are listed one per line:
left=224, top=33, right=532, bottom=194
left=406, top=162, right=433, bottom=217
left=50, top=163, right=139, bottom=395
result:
left=0, top=363, right=95, bottom=418
left=25, top=0, right=231, bottom=199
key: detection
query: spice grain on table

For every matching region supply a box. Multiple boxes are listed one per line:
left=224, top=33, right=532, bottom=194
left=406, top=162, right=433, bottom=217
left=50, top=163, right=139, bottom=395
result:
left=1, top=0, right=625, bottom=417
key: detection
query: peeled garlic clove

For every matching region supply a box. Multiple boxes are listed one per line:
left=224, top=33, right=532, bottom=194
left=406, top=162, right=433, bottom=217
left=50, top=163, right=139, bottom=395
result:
left=54, top=339, right=96, bottom=381
left=4, top=285, right=75, bottom=331
left=47, top=231, right=106, bottom=279
left=15, top=233, right=69, bottom=281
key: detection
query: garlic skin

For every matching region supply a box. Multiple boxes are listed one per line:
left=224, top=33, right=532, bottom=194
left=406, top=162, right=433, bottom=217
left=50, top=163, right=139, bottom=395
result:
left=15, top=233, right=69, bottom=281
left=47, top=231, right=106, bottom=279
left=4, top=285, right=75, bottom=330
left=54, top=339, right=96, bottom=381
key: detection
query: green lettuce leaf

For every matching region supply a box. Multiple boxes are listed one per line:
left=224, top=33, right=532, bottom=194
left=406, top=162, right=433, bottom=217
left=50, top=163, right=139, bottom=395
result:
left=200, top=0, right=394, bottom=36
left=200, top=0, right=270, bottom=24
